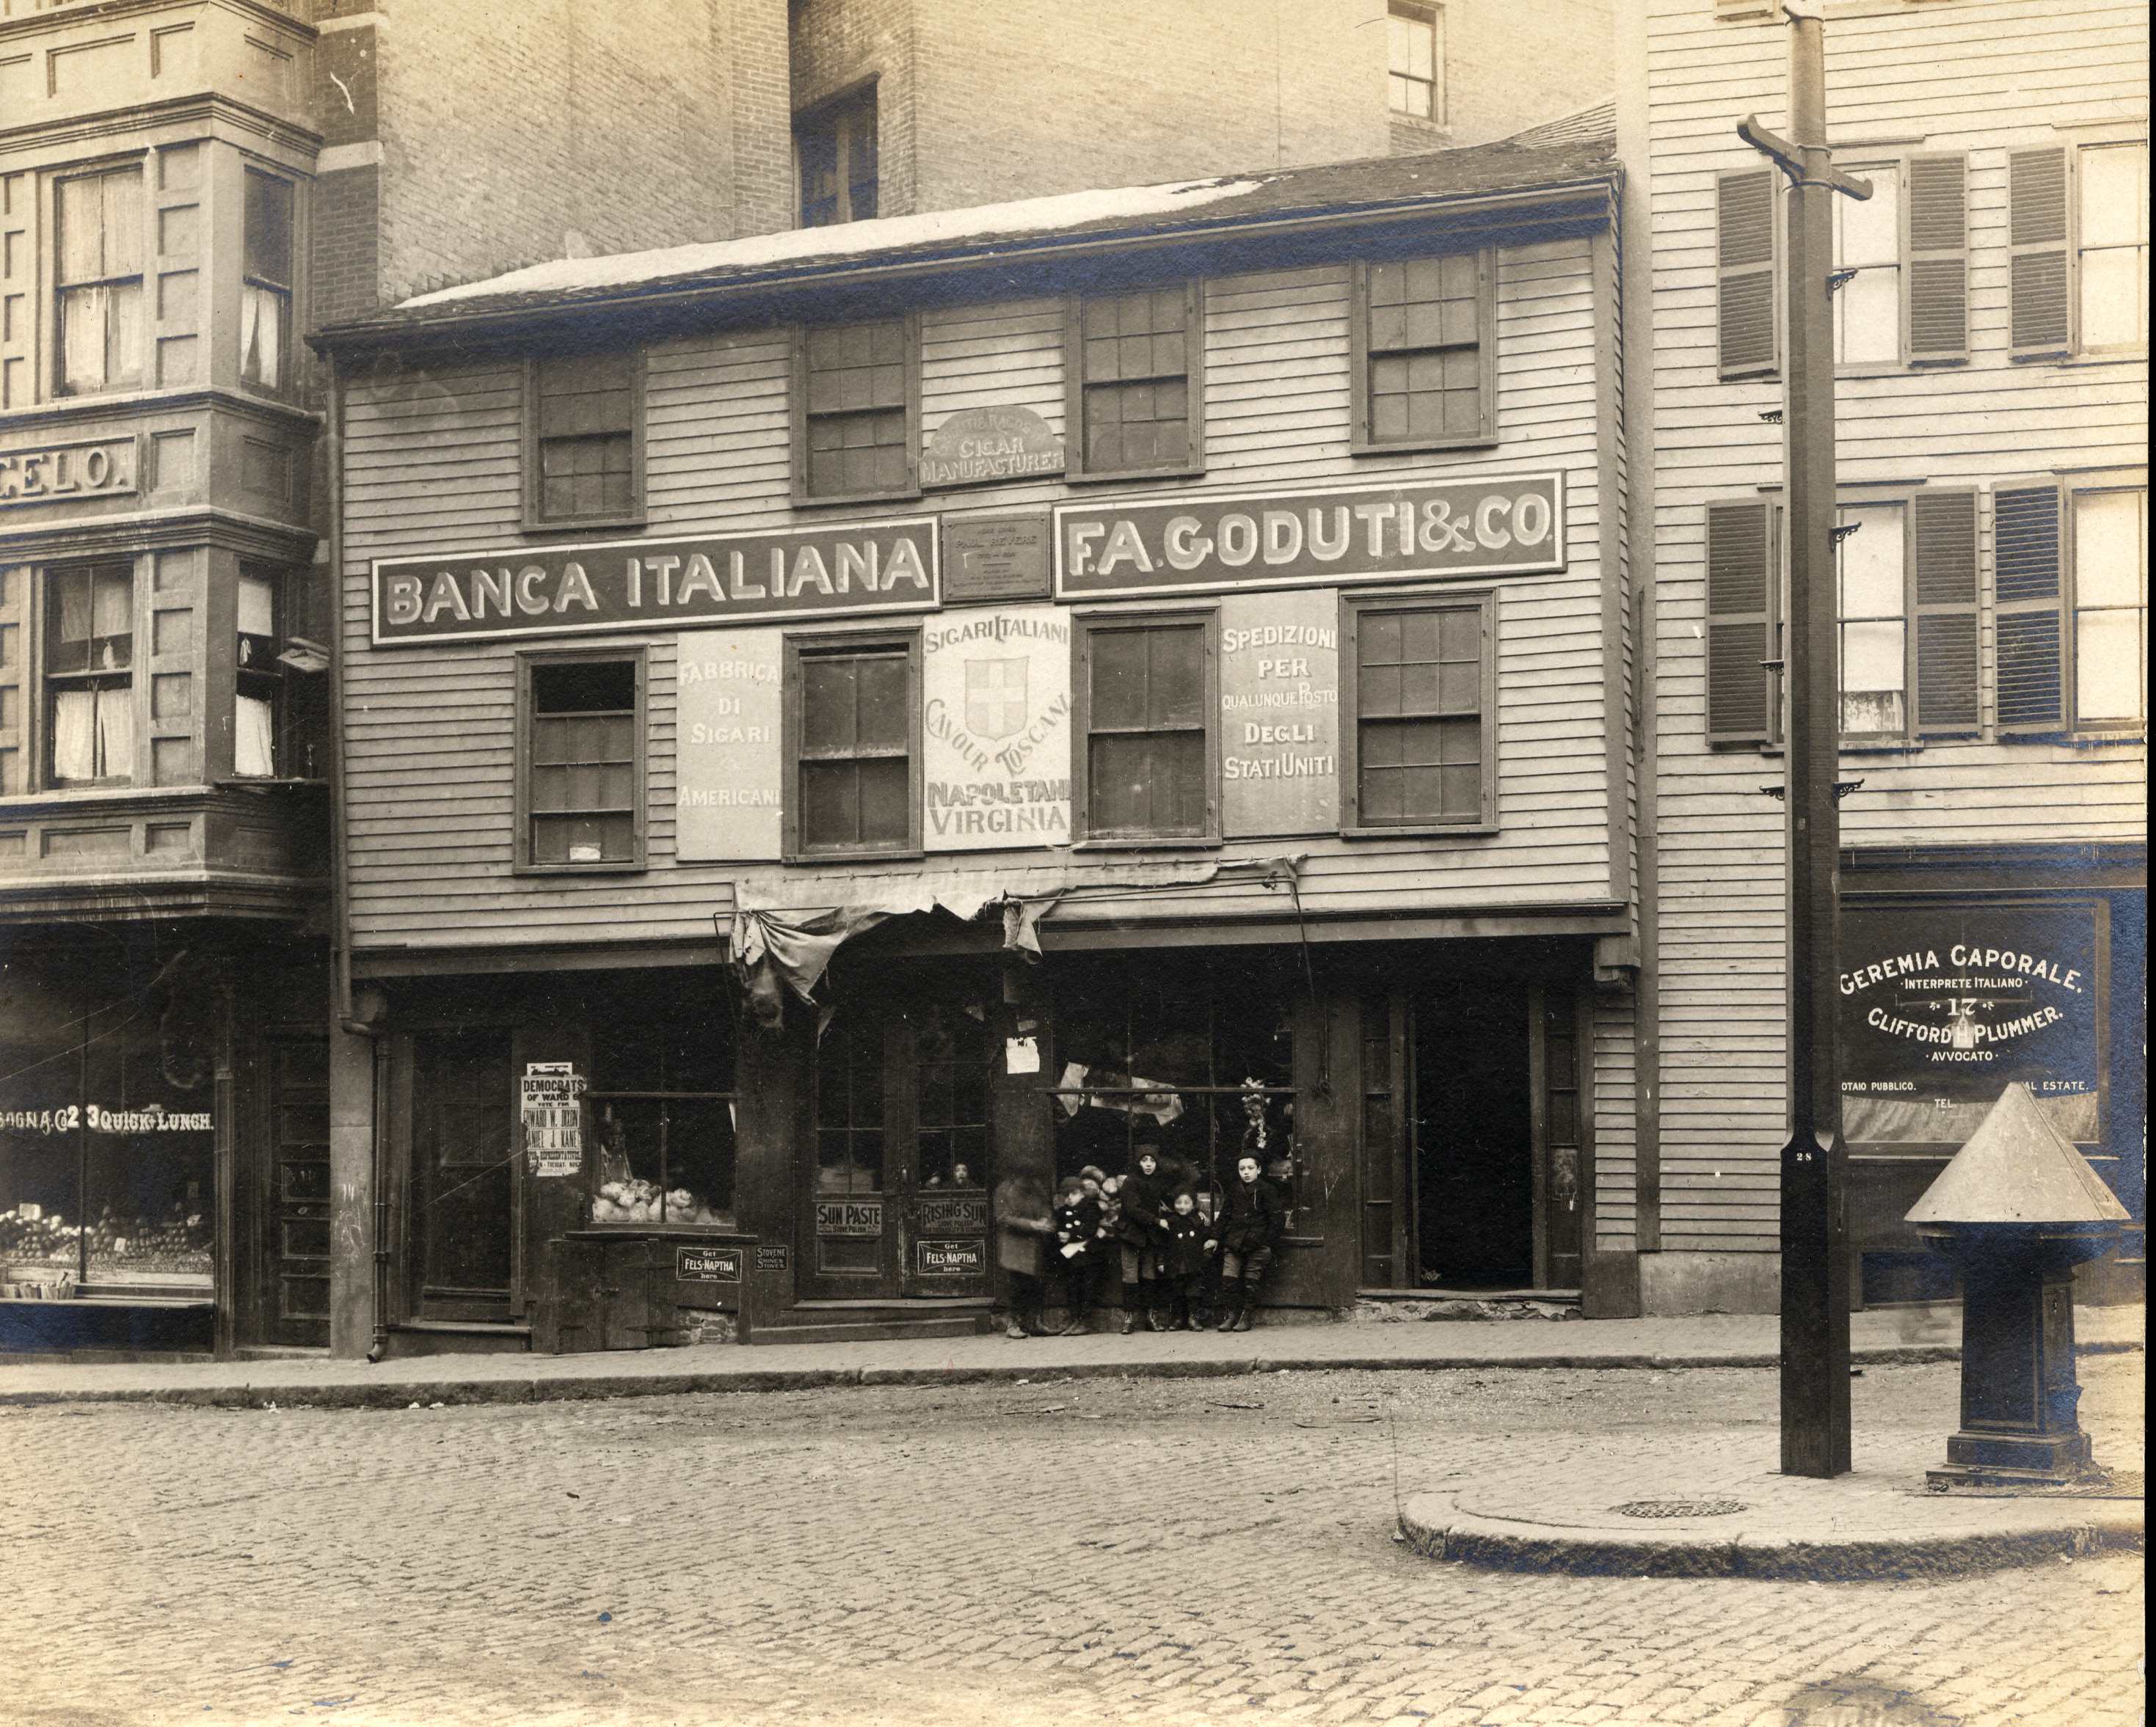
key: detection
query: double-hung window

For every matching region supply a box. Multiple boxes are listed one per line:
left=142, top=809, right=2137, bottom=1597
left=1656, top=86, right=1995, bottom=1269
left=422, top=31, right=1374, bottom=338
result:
left=1075, top=613, right=1216, bottom=844
left=45, top=563, right=134, bottom=786
left=795, top=319, right=917, bottom=501
left=241, top=170, right=294, bottom=392
left=1353, top=254, right=1494, bottom=450
left=2010, top=141, right=2150, bottom=358
left=1386, top=3, right=1443, bottom=124
left=234, top=564, right=282, bottom=778
left=55, top=167, right=144, bottom=396
left=786, top=635, right=919, bottom=858
left=796, top=89, right=878, bottom=229
left=1997, top=482, right=2149, bottom=736
left=1341, top=592, right=1496, bottom=831
left=2077, top=143, right=2149, bottom=354
left=1066, top=285, right=1202, bottom=478
left=529, top=352, right=641, bottom=527
left=517, top=652, right=645, bottom=870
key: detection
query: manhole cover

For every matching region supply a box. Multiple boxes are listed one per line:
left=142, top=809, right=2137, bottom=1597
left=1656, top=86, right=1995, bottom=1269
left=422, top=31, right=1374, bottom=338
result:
left=1611, top=1497, right=1749, bottom=1519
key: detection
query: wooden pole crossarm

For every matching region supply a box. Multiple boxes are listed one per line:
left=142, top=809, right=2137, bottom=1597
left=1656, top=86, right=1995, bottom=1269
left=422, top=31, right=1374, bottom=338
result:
left=1737, top=117, right=1874, bottom=200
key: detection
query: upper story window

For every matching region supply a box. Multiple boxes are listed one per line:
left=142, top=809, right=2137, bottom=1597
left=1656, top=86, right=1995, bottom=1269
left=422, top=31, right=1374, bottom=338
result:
left=1066, top=285, right=1202, bottom=479
left=55, top=167, right=144, bottom=397
left=235, top=564, right=281, bottom=778
left=795, top=319, right=917, bottom=502
left=45, top=562, right=134, bottom=786
left=2011, top=142, right=2150, bottom=359
left=1387, top=2, right=1444, bottom=124
left=528, top=352, right=643, bottom=528
left=786, top=634, right=919, bottom=858
left=797, top=88, right=878, bottom=229
left=241, top=170, right=294, bottom=393
left=516, top=652, right=646, bottom=871
left=1341, top=591, right=1496, bottom=833
left=1353, top=253, right=1495, bottom=451
left=1074, top=612, right=1216, bottom=844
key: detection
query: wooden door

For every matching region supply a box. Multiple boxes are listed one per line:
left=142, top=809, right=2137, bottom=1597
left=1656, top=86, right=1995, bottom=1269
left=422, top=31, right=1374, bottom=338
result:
left=1357, top=989, right=1413, bottom=1290
left=411, top=1032, right=517, bottom=1322
left=897, top=1002, right=994, bottom=1298
left=1531, top=986, right=1585, bottom=1291
left=799, top=1014, right=897, bottom=1298
left=257, top=1037, right=331, bottom=1347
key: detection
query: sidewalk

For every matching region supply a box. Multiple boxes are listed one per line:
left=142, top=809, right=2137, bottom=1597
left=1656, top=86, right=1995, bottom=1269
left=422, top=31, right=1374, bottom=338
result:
left=0, top=1302, right=2141, bottom=1410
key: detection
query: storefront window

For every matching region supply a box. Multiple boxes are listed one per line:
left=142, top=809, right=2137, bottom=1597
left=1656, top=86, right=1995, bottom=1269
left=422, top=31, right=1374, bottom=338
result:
left=816, top=1016, right=883, bottom=1196
left=914, top=1004, right=988, bottom=1191
left=1049, top=955, right=1300, bottom=1222
left=587, top=1012, right=736, bottom=1227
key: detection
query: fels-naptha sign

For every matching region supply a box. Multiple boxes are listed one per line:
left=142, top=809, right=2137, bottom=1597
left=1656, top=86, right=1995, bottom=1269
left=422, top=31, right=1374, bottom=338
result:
left=373, top=521, right=939, bottom=645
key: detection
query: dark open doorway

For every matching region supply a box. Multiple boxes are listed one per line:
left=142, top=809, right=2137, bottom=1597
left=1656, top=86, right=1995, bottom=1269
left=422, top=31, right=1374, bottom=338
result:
left=1413, top=981, right=1533, bottom=1288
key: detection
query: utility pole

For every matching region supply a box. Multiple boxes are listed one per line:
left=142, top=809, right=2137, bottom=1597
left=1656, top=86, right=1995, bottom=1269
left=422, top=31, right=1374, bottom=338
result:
left=1738, top=0, right=1869, bottom=1479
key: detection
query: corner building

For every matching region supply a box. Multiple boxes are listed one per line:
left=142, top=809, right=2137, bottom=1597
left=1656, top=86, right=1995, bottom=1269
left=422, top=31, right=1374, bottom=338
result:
left=318, top=134, right=1646, bottom=1356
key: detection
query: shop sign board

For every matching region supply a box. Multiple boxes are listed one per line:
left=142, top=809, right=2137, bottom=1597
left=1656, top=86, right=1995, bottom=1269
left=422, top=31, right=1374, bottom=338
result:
left=916, top=1238, right=986, bottom=1277
left=1220, top=589, right=1340, bottom=836
left=0, top=1104, right=210, bottom=1135
left=754, top=1244, right=791, bottom=1273
left=1838, top=904, right=2102, bottom=1146
left=520, top=1064, right=586, bottom=1177
left=0, top=435, right=138, bottom=508
left=675, top=627, right=784, bottom=861
left=922, top=606, right=1073, bottom=852
left=676, top=1246, right=743, bottom=1283
left=920, top=406, right=1064, bottom=489
left=1054, top=473, right=1565, bottom=600
left=371, top=519, right=939, bottom=646
left=943, top=514, right=1053, bottom=602
left=815, top=1200, right=884, bottom=1236
left=917, top=1196, right=989, bottom=1232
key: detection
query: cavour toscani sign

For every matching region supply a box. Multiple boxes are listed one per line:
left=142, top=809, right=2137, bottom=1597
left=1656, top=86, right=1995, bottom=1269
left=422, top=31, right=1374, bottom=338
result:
left=371, top=519, right=940, bottom=644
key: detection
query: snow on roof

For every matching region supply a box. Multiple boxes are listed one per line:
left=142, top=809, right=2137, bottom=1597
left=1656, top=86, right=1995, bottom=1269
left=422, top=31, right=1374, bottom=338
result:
left=398, top=175, right=1272, bottom=311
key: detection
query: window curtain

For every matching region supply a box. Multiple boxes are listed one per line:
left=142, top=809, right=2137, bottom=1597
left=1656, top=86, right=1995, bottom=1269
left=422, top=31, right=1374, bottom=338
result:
left=51, top=689, right=97, bottom=781
left=97, top=687, right=132, bottom=780
left=235, top=692, right=276, bottom=777
left=241, top=286, right=283, bottom=388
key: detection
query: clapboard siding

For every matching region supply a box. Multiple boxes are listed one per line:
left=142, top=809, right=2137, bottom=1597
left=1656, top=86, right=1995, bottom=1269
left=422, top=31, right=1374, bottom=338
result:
left=339, top=238, right=1619, bottom=955
left=1639, top=0, right=2149, bottom=1254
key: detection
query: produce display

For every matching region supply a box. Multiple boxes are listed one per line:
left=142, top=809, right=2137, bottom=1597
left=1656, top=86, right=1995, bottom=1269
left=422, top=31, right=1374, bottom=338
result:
left=589, top=1178, right=732, bottom=1228
left=0, top=1202, right=212, bottom=1276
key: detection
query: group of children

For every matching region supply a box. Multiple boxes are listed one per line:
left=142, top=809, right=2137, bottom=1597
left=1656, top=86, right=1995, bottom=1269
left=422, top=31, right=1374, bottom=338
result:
left=997, top=1140, right=1289, bottom=1337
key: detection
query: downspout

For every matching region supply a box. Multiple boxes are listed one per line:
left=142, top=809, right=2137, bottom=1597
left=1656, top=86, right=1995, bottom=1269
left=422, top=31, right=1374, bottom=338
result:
left=322, top=359, right=390, bottom=1362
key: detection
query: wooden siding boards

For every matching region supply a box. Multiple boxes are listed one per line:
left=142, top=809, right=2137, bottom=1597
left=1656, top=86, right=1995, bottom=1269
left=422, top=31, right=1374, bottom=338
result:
left=338, top=236, right=1629, bottom=960
left=1640, top=0, right=2149, bottom=1256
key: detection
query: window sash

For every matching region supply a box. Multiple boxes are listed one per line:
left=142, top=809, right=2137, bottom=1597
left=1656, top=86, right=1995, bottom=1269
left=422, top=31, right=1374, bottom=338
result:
left=797, top=94, right=877, bottom=228
left=530, top=354, right=641, bottom=524
left=797, top=319, right=916, bottom=500
left=2077, top=142, right=2149, bottom=354
left=518, top=656, right=644, bottom=869
left=1386, top=4, right=1442, bottom=123
left=1835, top=502, right=1909, bottom=737
left=1355, top=253, right=1491, bottom=450
left=1077, top=618, right=1215, bottom=841
left=1071, top=285, right=1198, bottom=476
left=790, top=640, right=919, bottom=856
left=1835, top=163, right=1902, bottom=365
left=2071, top=487, right=2148, bottom=726
left=48, top=559, right=137, bottom=784
left=1344, top=597, right=1491, bottom=830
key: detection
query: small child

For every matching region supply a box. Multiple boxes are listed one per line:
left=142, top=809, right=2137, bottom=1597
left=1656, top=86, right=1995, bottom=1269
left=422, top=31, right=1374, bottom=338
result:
left=1157, top=1189, right=1216, bottom=1331
left=1049, top=1176, right=1102, bottom=1334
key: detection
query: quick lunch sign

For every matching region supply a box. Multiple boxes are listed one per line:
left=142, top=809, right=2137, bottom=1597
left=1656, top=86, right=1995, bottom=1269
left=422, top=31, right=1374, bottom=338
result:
left=1053, top=473, right=1565, bottom=600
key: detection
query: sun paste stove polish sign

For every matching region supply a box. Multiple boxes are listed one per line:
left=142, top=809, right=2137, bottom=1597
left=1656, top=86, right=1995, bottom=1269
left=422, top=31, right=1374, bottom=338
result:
left=1054, top=474, right=1564, bottom=600
left=372, top=519, right=938, bottom=645
left=1838, top=905, right=2102, bottom=1145
left=676, top=627, right=784, bottom=861
left=1220, top=590, right=1339, bottom=836
left=922, top=606, right=1073, bottom=851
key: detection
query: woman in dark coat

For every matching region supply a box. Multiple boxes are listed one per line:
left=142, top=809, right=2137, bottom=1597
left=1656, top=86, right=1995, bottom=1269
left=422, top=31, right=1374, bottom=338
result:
left=994, top=1173, right=1055, bottom=1338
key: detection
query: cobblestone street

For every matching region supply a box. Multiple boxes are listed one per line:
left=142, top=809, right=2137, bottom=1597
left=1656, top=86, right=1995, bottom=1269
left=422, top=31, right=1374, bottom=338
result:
left=1, top=1354, right=2142, bottom=1727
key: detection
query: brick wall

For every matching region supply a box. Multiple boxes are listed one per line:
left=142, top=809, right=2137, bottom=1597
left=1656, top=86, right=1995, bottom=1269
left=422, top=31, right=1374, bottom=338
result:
left=1435, top=0, right=1613, bottom=149
left=790, top=0, right=919, bottom=218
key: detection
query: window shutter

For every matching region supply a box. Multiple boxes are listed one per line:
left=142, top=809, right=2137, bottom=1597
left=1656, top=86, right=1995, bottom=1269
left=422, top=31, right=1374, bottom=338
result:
left=1717, top=169, right=1780, bottom=379
left=1905, top=153, right=1969, bottom=363
left=1912, top=489, right=1980, bottom=735
left=1705, top=499, right=1779, bottom=745
left=1992, top=483, right=2065, bottom=734
left=2007, top=148, right=2072, bottom=357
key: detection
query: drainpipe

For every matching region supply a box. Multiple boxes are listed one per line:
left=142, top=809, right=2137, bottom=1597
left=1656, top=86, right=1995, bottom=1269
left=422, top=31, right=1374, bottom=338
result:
left=321, top=359, right=390, bottom=1363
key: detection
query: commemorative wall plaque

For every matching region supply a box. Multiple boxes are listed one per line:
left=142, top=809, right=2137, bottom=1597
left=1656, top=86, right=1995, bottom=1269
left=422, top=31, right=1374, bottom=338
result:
left=943, top=514, right=1052, bottom=602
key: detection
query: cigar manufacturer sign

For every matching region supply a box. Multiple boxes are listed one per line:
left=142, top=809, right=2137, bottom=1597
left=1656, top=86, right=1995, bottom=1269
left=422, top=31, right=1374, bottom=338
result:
left=1055, top=473, right=1565, bottom=599
left=372, top=520, right=939, bottom=644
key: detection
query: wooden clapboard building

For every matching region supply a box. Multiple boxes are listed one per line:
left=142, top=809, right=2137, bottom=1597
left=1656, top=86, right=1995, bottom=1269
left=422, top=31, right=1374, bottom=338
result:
left=1617, top=0, right=2146, bottom=1310
left=314, top=131, right=1650, bottom=1356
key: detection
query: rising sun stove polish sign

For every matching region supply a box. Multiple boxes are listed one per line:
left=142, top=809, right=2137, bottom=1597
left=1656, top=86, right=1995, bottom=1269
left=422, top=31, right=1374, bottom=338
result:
left=371, top=520, right=940, bottom=645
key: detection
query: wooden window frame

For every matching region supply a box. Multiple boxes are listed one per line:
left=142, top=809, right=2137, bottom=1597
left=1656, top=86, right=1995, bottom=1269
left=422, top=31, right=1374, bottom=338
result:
left=240, top=167, right=297, bottom=399
left=513, top=646, right=648, bottom=875
left=40, top=558, right=138, bottom=789
left=1338, top=587, right=1498, bottom=837
left=2073, top=139, right=2150, bottom=359
left=233, top=561, right=287, bottom=779
left=790, top=315, right=922, bottom=508
left=782, top=627, right=923, bottom=863
left=795, top=83, right=879, bottom=230
left=52, top=163, right=147, bottom=399
left=522, top=351, right=647, bottom=533
left=1063, top=281, right=1206, bottom=483
left=2062, top=480, right=2149, bottom=737
left=1385, top=1, right=1446, bottom=127
left=1349, top=251, right=1497, bottom=456
left=1070, top=605, right=1221, bottom=849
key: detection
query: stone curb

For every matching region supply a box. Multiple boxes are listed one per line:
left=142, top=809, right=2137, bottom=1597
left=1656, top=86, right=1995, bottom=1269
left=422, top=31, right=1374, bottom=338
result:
left=1397, top=1492, right=2146, bottom=1581
left=0, top=1335, right=2138, bottom=1413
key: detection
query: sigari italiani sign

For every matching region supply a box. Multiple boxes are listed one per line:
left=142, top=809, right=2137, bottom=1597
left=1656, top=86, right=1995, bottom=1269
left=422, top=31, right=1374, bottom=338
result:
left=371, top=520, right=939, bottom=645
left=1054, top=473, right=1565, bottom=599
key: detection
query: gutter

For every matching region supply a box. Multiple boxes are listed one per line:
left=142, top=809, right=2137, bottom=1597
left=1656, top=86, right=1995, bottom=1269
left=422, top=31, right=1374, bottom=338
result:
left=310, top=172, right=1621, bottom=357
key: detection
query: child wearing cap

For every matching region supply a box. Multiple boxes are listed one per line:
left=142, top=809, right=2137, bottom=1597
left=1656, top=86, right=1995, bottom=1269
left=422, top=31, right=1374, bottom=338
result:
left=1157, top=1189, right=1215, bottom=1330
left=1116, top=1144, right=1174, bottom=1332
left=1048, top=1175, right=1102, bottom=1335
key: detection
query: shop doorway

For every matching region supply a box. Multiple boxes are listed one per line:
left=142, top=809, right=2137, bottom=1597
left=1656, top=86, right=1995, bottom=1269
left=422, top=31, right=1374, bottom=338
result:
left=255, top=1037, right=331, bottom=1347
left=799, top=987, right=996, bottom=1302
left=1413, top=982, right=1534, bottom=1288
left=409, top=1032, right=517, bottom=1323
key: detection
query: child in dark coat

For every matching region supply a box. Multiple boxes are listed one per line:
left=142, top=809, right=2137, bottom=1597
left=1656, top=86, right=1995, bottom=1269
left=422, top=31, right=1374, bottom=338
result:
left=1049, top=1176, right=1102, bottom=1334
left=1157, top=1189, right=1216, bottom=1331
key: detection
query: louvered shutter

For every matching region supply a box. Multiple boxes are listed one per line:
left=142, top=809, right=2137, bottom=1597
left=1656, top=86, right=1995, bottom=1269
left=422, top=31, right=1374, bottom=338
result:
left=1717, top=169, right=1779, bottom=379
left=1906, top=154, right=1969, bottom=363
left=2008, top=148, right=2072, bottom=357
left=1912, top=489, right=1980, bottom=735
left=1992, top=483, right=2065, bottom=734
left=1706, top=499, right=1780, bottom=745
